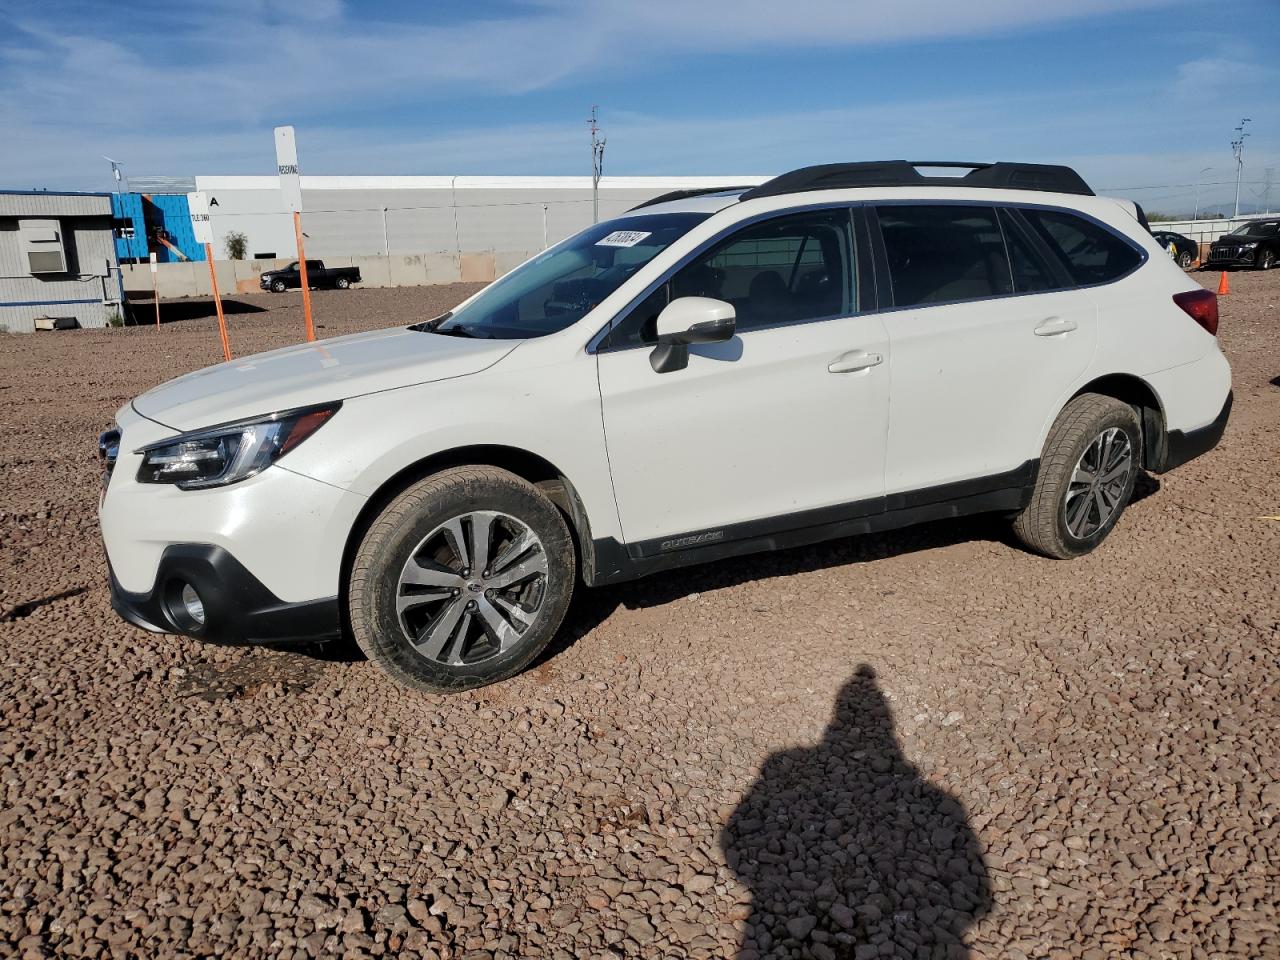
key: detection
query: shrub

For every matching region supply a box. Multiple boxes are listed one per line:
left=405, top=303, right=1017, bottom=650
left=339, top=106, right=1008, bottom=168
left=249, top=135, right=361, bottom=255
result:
left=224, top=231, right=248, bottom=261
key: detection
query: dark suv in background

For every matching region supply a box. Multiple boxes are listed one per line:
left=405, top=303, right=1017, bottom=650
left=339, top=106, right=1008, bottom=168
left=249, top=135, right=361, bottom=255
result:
left=1204, top=218, right=1280, bottom=270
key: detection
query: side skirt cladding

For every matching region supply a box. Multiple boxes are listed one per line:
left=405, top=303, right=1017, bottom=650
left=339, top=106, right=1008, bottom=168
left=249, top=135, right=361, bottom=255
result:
left=590, top=460, right=1038, bottom=585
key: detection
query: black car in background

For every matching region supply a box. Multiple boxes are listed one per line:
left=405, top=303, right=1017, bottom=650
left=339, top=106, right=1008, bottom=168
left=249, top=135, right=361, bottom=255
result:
left=1203, top=219, right=1280, bottom=270
left=1152, top=230, right=1198, bottom=269
left=259, top=260, right=362, bottom=292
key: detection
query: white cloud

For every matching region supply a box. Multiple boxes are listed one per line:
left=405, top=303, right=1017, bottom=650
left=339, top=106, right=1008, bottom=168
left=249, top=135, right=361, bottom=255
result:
left=4, top=0, right=1257, bottom=196
left=1173, top=55, right=1274, bottom=100
left=3, top=0, right=1183, bottom=124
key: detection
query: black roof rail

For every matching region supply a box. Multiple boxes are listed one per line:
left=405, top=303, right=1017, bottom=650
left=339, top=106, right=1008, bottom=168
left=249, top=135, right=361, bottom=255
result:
left=739, top=161, right=1094, bottom=201
left=629, top=185, right=756, bottom=211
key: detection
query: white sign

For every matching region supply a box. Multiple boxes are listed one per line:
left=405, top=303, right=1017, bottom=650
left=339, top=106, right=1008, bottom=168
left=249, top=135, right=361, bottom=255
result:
left=274, top=125, right=302, bottom=213
left=596, top=230, right=651, bottom=248
left=149, top=252, right=157, bottom=274
left=188, top=191, right=213, bottom=244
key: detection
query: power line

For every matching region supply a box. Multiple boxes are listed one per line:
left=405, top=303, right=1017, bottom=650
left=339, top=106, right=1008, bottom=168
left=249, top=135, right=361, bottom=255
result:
left=1099, top=179, right=1270, bottom=192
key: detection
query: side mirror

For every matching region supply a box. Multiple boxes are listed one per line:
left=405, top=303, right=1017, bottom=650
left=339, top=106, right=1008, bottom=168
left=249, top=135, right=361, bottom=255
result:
left=650, top=297, right=736, bottom=373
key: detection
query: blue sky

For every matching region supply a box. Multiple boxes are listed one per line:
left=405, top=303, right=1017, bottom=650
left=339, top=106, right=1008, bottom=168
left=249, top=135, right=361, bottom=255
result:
left=1, top=0, right=1277, bottom=215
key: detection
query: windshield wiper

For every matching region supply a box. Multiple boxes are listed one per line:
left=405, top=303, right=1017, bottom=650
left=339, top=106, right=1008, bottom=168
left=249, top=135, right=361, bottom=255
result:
left=433, top=325, right=478, bottom=338
left=408, top=312, right=452, bottom=333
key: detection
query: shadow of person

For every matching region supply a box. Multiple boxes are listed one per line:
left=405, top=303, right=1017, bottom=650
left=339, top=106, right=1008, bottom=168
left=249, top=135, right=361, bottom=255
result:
left=721, top=665, right=992, bottom=959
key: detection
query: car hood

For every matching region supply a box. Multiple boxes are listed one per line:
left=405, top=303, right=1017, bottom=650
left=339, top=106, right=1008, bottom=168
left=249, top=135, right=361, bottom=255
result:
left=132, top=327, right=519, bottom=430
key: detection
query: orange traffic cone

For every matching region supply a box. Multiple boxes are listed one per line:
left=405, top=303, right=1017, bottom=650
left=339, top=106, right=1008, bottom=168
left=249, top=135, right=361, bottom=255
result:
left=1217, top=271, right=1229, bottom=296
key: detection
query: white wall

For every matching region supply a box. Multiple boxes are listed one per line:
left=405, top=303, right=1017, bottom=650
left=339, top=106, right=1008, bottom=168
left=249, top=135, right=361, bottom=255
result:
left=119, top=249, right=537, bottom=300
left=194, top=175, right=767, bottom=262
left=1149, top=216, right=1268, bottom=247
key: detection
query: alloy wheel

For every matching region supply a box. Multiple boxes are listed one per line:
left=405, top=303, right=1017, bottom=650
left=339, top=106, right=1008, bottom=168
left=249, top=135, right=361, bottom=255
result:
left=395, top=511, right=548, bottom=665
left=1063, top=427, right=1133, bottom=540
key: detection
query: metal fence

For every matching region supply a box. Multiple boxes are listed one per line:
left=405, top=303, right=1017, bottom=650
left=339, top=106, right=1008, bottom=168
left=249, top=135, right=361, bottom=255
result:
left=1147, top=216, right=1270, bottom=250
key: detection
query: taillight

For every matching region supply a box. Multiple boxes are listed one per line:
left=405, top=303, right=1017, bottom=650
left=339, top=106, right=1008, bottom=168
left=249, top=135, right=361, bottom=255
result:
left=1172, top=288, right=1219, bottom=336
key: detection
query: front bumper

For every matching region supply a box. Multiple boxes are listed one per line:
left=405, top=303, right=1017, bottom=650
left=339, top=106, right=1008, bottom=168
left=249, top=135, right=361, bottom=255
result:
left=1203, top=248, right=1258, bottom=267
left=109, top=544, right=340, bottom=644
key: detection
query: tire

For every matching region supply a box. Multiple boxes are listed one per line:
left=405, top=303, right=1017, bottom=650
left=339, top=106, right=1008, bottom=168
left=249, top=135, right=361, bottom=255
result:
left=349, top=466, right=575, bottom=692
left=1177, top=249, right=1194, bottom=269
left=1012, top=394, right=1142, bottom=559
left=1258, top=248, right=1276, bottom=271
left=271, top=279, right=287, bottom=292
left=335, top=276, right=351, bottom=289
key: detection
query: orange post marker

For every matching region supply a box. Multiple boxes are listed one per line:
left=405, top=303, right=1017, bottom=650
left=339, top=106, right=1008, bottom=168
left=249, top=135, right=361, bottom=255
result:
left=204, top=242, right=233, bottom=362
left=294, top=211, right=315, bottom=342
left=1217, top=271, right=1229, bottom=296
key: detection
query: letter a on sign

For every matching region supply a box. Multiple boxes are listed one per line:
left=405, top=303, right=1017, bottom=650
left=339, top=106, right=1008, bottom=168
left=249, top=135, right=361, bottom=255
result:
left=275, top=126, right=302, bottom=213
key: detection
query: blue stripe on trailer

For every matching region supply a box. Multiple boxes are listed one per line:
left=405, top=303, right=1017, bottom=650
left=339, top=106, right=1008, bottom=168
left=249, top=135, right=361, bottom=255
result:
left=0, top=298, right=102, bottom=307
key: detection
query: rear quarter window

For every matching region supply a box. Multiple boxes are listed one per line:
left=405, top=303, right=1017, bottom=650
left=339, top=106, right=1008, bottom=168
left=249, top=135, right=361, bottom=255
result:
left=1022, top=209, right=1142, bottom=285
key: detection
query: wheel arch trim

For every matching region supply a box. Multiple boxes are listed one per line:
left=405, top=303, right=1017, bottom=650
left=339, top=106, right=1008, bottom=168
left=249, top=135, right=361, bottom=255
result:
left=1037, top=372, right=1167, bottom=473
left=338, top=444, right=601, bottom=629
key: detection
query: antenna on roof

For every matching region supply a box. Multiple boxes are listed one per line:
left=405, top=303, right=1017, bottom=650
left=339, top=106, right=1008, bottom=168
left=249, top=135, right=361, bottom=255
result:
left=103, top=156, right=127, bottom=192
left=589, top=105, right=606, bottom=223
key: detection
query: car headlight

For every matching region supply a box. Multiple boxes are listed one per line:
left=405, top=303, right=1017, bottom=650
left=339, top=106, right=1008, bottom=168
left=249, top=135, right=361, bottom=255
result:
left=1241, top=242, right=1257, bottom=250
left=136, top=403, right=340, bottom=489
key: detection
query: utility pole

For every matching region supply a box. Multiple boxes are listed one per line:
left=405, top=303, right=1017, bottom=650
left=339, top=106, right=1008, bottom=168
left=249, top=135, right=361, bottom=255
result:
left=1252, top=166, right=1275, bottom=215
left=589, top=105, right=606, bottom=224
left=1231, top=118, right=1251, bottom=220
left=1193, top=166, right=1212, bottom=222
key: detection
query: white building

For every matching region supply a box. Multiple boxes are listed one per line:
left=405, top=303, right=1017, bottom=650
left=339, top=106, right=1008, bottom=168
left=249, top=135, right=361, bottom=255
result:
left=195, top=175, right=768, bottom=262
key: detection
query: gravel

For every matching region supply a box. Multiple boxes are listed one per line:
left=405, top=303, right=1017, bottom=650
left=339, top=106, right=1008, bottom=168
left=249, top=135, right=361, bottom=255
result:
left=1, top=274, right=1277, bottom=958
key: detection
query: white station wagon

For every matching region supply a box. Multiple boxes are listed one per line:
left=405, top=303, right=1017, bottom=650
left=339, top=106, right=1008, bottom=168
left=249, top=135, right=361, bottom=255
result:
left=99, top=161, right=1232, bottom=691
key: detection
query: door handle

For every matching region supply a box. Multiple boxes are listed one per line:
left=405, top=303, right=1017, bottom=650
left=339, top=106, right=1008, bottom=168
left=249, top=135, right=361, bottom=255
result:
left=828, top=350, right=883, bottom=374
left=1034, top=317, right=1078, bottom=337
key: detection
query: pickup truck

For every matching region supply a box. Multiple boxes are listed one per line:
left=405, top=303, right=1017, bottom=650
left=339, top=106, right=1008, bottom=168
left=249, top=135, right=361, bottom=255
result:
left=259, top=260, right=361, bottom=292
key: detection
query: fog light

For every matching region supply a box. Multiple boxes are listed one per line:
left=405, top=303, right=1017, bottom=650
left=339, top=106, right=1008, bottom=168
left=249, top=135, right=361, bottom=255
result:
left=180, top=583, right=206, bottom=625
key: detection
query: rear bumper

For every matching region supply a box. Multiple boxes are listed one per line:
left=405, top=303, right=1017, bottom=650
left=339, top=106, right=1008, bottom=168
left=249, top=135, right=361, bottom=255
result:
left=108, top=544, right=340, bottom=644
left=1154, top=391, right=1232, bottom=474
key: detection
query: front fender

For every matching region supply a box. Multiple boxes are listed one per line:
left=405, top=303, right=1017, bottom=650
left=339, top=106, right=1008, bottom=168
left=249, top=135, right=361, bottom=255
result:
left=279, top=360, right=624, bottom=546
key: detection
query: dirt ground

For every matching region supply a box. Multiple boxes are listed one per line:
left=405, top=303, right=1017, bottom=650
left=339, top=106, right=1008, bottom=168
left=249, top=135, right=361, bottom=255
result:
left=1, top=274, right=1277, bottom=959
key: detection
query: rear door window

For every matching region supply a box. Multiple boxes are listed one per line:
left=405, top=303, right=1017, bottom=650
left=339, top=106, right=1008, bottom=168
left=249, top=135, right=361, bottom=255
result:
left=1021, top=209, right=1142, bottom=285
left=998, top=208, right=1058, bottom=294
left=876, top=205, right=1012, bottom=307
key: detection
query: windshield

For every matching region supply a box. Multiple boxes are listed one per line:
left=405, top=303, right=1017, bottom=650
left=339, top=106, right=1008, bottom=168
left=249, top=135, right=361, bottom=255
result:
left=426, top=213, right=709, bottom=339
left=1228, top=221, right=1279, bottom=238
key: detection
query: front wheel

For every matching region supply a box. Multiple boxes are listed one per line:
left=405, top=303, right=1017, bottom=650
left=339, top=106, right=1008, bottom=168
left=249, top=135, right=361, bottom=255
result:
left=1177, top=250, right=1194, bottom=269
left=348, top=467, right=575, bottom=692
left=1258, top=248, right=1276, bottom=271
left=1012, top=394, right=1141, bottom=559
left=271, top=279, right=287, bottom=292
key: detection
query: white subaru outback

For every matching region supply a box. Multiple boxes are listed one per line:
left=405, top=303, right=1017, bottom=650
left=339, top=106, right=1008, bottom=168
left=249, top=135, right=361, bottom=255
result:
left=99, top=162, right=1232, bottom=692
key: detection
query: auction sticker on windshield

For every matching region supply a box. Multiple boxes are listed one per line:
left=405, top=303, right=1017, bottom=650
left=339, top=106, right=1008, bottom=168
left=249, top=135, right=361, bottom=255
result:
left=596, top=231, right=652, bottom=247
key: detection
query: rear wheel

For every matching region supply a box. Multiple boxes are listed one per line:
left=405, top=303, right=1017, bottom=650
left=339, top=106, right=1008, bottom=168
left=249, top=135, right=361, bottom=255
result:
left=349, top=467, right=575, bottom=692
left=1177, top=249, right=1194, bottom=269
left=335, top=276, right=351, bottom=289
left=1013, top=394, right=1141, bottom=559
